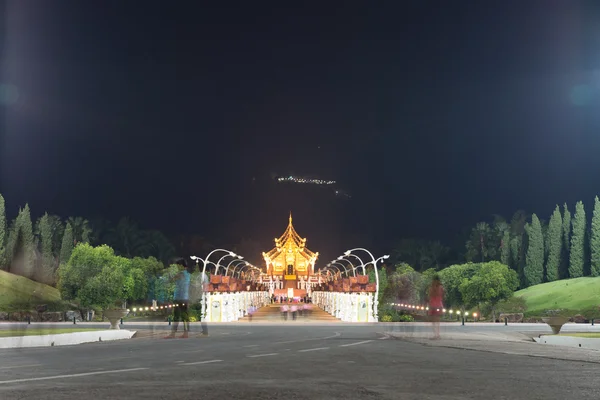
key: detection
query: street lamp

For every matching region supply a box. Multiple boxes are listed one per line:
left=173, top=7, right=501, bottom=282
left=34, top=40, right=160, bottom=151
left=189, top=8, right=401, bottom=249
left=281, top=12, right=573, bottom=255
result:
left=334, top=258, right=358, bottom=277
left=328, top=262, right=349, bottom=276
left=225, top=259, right=247, bottom=276
left=344, top=248, right=389, bottom=321
left=338, top=254, right=366, bottom=274
left=233, top=262, right=256, bottom=277
left=238, top=263, right=260, bottom=279
left=194, top=249, right=241, bottom=281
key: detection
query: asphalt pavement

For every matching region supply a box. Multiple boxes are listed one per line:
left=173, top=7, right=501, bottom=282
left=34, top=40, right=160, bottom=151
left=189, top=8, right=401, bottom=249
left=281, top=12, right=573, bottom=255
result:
left=1, top=322, right=600, bottom=399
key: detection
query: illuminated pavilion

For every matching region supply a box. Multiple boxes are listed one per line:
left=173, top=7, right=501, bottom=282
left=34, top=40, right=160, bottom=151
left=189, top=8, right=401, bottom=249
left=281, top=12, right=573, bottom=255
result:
left=262, top=213, right=319, bottom=298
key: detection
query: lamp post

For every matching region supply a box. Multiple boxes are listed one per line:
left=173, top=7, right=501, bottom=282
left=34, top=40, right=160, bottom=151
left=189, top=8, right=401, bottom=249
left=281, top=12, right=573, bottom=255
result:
left=344, top=248, right=389, bottom=321
left=238, top=264, right=260, bottom=279
left=327, top=262, right=349, bottom=276
left=324, top=264, right=343, bottom=279
left=225, top=259, right=247, bottom=276
left=234, top=263, right=255, bottom=278
left=338, top=254, right=366, bottom=274
left=333, top=259, right=356, bottom=276
left=195, top=249, right=242, bottom=281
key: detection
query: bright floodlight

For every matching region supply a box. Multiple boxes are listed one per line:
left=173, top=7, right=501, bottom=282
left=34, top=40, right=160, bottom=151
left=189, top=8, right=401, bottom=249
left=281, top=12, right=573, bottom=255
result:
left=229, top=252, right=236, bottom=257
left=383, top=254, right=390, bottom=259
left=190, top=256, right=199, bottom=261
left=344, top=250, right=351, bottom=256
left=337, top=256, right=343, bottom=260
left=237, top=255, right=243, bottom=259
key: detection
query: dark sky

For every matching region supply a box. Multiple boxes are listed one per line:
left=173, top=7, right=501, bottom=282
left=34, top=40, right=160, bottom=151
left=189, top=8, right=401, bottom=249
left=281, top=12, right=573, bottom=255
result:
left=2, top=1, right=600, bottom=263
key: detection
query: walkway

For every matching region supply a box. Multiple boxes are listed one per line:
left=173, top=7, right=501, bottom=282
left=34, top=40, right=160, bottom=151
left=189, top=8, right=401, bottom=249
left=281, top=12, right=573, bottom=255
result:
left=240, top=304, right=339, bottom=322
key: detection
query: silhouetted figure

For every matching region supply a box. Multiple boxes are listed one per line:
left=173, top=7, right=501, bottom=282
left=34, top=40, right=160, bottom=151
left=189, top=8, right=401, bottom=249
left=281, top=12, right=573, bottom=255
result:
left=165, top=258, right=193, bottom=339
left=428, top=274, right=444, bottom=340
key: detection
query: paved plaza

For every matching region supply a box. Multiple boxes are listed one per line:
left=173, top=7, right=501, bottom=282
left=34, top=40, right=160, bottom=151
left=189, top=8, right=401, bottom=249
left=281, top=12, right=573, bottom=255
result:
left=1, top=316, right=600, bottom=399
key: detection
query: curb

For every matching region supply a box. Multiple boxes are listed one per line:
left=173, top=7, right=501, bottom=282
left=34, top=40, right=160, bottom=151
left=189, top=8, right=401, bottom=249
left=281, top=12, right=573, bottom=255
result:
left=535, top=335, right=600, bottom=350
left=0, top=330, right=136, bottom=349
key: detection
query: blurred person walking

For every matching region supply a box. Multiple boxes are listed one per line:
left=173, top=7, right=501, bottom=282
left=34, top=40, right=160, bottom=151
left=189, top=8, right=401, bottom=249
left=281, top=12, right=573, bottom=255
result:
left=428, top=274, right=444, bottom=340
left=165, top=258, right=193, bottom=339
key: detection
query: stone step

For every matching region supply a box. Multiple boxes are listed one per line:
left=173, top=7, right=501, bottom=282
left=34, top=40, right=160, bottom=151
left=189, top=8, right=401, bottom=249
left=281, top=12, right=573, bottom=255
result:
left=240, top=305, right=339, bottom=322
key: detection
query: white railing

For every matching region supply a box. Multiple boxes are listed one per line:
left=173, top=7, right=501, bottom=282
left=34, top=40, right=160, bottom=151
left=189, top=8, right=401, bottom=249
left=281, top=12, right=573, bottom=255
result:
left=311, top=291, right=376, bottom=322
left=201, top=291, right=269, bottom=322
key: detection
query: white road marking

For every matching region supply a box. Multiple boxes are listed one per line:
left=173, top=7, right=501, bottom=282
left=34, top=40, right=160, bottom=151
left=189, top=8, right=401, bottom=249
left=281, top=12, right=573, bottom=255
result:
left=275, top=331, right=341, bottom=345
left=340, top=340, right=374, bottom=347
left=298, top=347, right=329, bottom=352
left=243, top=344, right=259, bottom=348
left=0, top=364, right=42, bottom=370
left=180, top=359, right=223, bottom=366
left=175, top=361, right=185, bottom=363
left=0, top=367, right=148, bottom=385
left=247, top=353, right=279, bottom=358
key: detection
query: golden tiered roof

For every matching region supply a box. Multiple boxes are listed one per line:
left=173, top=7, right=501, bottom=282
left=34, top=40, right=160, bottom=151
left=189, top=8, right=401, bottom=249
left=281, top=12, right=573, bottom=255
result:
left=262, top=213, right=319, bottom=276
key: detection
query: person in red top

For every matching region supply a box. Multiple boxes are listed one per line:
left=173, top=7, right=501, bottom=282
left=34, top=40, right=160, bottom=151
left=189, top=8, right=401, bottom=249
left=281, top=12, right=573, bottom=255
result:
left=428, top=274, right=444, bottom=340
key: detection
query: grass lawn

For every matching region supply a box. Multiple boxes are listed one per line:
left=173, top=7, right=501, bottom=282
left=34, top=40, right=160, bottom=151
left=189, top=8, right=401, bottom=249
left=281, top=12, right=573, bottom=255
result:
left=0, top=270, right=61, bottom=309
left=0, top=328, right=102, bottom=337
left=558, top=333, right=600, bottom=339
left=514, top=276, right=600, bottom=316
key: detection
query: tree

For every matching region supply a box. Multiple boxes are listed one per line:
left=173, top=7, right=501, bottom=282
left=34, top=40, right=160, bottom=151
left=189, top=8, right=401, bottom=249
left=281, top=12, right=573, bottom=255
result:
left=367, top=263, right=389, bottom=310
left=67, top=216, right=92, bottom=245
left=437, top=263, right=480, bottom=310
left=60, top=223, right=74, bottom=264
left=0, top=194, right=6, bottom=270
left=386, top=263, right=433, bottom=306
left=569, top=201, right=586, bottom=278
left=105, top=217, right=150, bottom=258
left=496, top=221, right=510, bottom=267
left=58, top=243, right=149, bottom=310
left=509, top=235, right=521, bottom=274
left=545, top=206, right=562, bottom=282
left=459, top=261, right=519, bottom=323
left=475, top=222, right=492, bottom=262
left=465, top=223, right=494, bottom=263
left=524, top=214, right=544, bottom=286
left=37, top=213, right=56, bottom=285
left=6, top=204, right=36, bottom=279
left=35, top=214, right=64, bottom=260
left=561, top=203, right=571, bottom=279
left=591, top=197, right=600, bottom=276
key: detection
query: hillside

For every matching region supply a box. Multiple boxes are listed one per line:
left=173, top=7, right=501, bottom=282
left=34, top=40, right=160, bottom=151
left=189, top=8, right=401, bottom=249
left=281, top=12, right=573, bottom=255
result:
left=515, top=277, right=600, bottom=316
left=0, top=270, right=61, bottom=310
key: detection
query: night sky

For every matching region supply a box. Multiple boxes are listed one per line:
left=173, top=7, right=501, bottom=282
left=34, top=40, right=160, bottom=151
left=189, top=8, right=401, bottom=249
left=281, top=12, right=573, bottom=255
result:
left=2, top=1, right=600, bottom=263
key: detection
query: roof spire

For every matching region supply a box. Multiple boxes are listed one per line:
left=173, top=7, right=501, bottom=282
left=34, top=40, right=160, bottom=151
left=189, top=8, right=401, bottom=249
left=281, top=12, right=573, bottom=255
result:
left=289, top=211, right=293, bottom=225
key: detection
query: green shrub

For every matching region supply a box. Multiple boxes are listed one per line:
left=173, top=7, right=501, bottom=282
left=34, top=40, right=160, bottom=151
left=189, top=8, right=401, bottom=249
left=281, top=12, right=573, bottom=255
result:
left=397, top=314, right=414, bottom=322
left=496, top=296, right=528, bottom=313
left=381, top=315, right=393, bottom=322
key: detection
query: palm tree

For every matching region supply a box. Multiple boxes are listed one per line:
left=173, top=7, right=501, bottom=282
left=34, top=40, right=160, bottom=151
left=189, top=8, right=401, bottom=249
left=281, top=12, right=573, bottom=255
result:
left=106, top=217, right=150, bottom=258
left=67, top=217, right=92, bottom=245
left=144, top=230, right=176, bottom=266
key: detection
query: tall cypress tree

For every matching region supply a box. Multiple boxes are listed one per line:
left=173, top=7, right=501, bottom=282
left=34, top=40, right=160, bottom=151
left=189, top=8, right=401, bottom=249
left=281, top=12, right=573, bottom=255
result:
left=591, top=196, right=600, bottom=276
left=0, top=194, right=6, bottom=270
left=525, top=214, right=544, bottom=286
left=38, top=213, right=56, bottom=285
left=501, top=230, right=510, bottom=266
left=561, top=203, right=571, bottom=279
left=7, top=204, right=36, bottom=279
left=60, top=223, right=74, bottom=264
left=569, top=201, right=586, bottom=278
left=545, top=205, right=562, bottom=282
